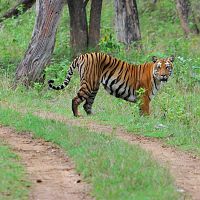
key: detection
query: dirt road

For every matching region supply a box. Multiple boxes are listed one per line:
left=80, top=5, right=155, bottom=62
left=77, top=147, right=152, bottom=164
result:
left=1, top=108, right=200, bottom=200
left=35, top=111, right=200, bottom=200
left=0, top=125, right=92, bottom=200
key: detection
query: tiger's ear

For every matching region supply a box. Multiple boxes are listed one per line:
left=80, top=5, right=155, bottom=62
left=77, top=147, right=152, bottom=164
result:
left=152, top=56, right=158, bottom=63
left=169, top=55, right=175, bottom=62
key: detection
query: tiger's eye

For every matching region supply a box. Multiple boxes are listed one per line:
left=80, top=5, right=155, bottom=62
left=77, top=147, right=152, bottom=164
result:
left=166, top=64, right=170, bottom=69
left=157, top=64, right=161, bottom=68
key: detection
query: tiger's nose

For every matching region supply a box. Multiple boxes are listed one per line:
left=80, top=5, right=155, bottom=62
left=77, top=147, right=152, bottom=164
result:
left=161, top=75, right=167, bottom=80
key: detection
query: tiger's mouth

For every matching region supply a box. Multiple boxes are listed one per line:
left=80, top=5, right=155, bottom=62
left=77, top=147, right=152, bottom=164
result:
left=160, top=78, right=168, bottom=82
left=159, top=75, right=169, bottom=82
left=154, top=75, right=168, bottom=82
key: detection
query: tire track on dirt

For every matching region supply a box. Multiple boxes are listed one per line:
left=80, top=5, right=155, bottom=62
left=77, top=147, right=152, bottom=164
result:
left=35, top=111, right=200, bottom=200
left=0, top=125, right=92, bottom=200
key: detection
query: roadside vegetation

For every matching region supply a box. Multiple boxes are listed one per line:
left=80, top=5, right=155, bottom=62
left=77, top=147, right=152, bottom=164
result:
left=0, top=140, right=30, bottom=200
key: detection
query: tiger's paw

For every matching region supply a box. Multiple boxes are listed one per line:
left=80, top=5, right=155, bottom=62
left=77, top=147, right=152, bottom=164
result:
left=74, top=112, right=83, bottom=118
left=86, top=110, right=95, bottom=115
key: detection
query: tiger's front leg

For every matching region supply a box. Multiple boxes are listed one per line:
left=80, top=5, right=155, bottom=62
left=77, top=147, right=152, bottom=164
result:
left=139, top=94, right=150, bottom=115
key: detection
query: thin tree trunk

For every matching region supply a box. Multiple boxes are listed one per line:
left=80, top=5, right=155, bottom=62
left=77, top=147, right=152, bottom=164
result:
left=191, top=1, right=200, bottom=34
left=88, top=0, right=103, bottom=49
left=152, top=0, right=157, bottom=4
left=0, top=0, right=35, bottom=23
left=15, top=0, right=64, bottom=86
left=175, top=0, right=191, bottom=36
left=67, top=0, right=88, bottom=57
left=115, top=0, right=141, bottom=45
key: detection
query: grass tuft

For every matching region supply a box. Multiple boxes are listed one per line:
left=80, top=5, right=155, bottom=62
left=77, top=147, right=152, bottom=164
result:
left=0, top=141, right=30, bottom=200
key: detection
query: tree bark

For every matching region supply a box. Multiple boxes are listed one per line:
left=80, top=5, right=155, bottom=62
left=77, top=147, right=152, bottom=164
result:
left=0, top=0, right=36, bottom=23
left=15, top=0, right=64, bottom=86
left=114, top=0, right=141, bottom=45
left=88, top=0, right=103, bottom=49
left=67, top=0, right=88, bottom=56
left=152, top=0, right=157, bottom=4
left=175, top=0, right=191, bottom=36
left=190, top=0, right=200, bottom=34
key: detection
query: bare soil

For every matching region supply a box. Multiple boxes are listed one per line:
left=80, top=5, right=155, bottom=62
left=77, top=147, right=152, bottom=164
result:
left=35, top=111, right=200, bottom=200
left=0, top=125, right=92, bottom=200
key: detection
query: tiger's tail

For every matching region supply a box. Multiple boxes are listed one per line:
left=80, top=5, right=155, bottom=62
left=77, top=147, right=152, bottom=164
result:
left=48, top=59, right=77, bottom=90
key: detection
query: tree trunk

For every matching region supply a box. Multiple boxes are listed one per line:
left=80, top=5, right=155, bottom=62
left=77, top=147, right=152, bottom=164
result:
left=190, top=1, right=200, bottom=34
left=152, top=0, right=157, bottom=4
left=175, top=0, right=191, bottom=36
left=176, top=0, right=199, bottom=35
left=88, top=0, right=103, bottom=49
left=67, top=0, right=88, bottom=57
left=0, top=0, right=36, bottom=23
left=114, top=0, right=141, bottom=45
left=15, top=0, right=64, bottom=86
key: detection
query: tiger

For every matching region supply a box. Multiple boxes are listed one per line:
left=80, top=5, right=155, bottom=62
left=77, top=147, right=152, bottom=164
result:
left=48, top=52, right=175, bottom=117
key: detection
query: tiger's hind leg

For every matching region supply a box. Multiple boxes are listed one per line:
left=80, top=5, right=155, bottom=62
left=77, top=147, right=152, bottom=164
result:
left=72, top=85, right=95, bottom=117
left=72, top=96, right=84, bottom=117
left=83, top=89, right=99, bottom=115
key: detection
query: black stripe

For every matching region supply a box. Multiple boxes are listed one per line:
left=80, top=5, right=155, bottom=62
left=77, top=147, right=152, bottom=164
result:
left=90, top=53, right=94, bottom=67
left=120, top=82, right=128, bottom=96
left=104, top=59, right=117, bottom=86
left=138, top=65, right=142, bottom=80
left=103, top=56, right=115, bottom=70
left=84, top=83, right=92, bottom=94
left=110, top=79, right=117, bottom=95
left=153, top=77, right=158, bottom=90
left=142, top=63, right=146, bottom=76
left=101, top=54, right=107, bottom=67
left=68, top=67, right=73, bottom=76
left=116, top=69, right=130, bottom=97
left=118, top=62, right=125, bottom=76
left=115, top=82, right=125, bottom=97
left=124, top=87, right=131, bottom=100
left=123, top=66, right=129, bottom=79
left=77, top=93, right=85, bottom=101
left=79, top=61, right=84, bottom=75
left=94, top=52, right=98, bottom=63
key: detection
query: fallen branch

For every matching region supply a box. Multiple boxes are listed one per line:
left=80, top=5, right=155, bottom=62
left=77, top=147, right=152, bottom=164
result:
left=0, top=0, right=35, bottom=23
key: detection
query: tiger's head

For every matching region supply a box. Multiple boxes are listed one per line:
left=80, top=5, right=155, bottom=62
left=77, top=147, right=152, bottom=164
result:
left=152, top=55, right=175, bottom=82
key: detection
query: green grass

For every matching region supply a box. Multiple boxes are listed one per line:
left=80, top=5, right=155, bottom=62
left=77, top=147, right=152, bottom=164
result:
left=1, top=76, right=199, bottom=155
left=0, top=106, right=179, bottom=200
left=0, top=141, right=30, bottom=200
left=0, top=8, right=35, bottom=68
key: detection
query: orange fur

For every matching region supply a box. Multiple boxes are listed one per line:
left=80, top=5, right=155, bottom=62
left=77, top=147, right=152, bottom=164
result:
left=48, top=53, right=174, bottom=116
